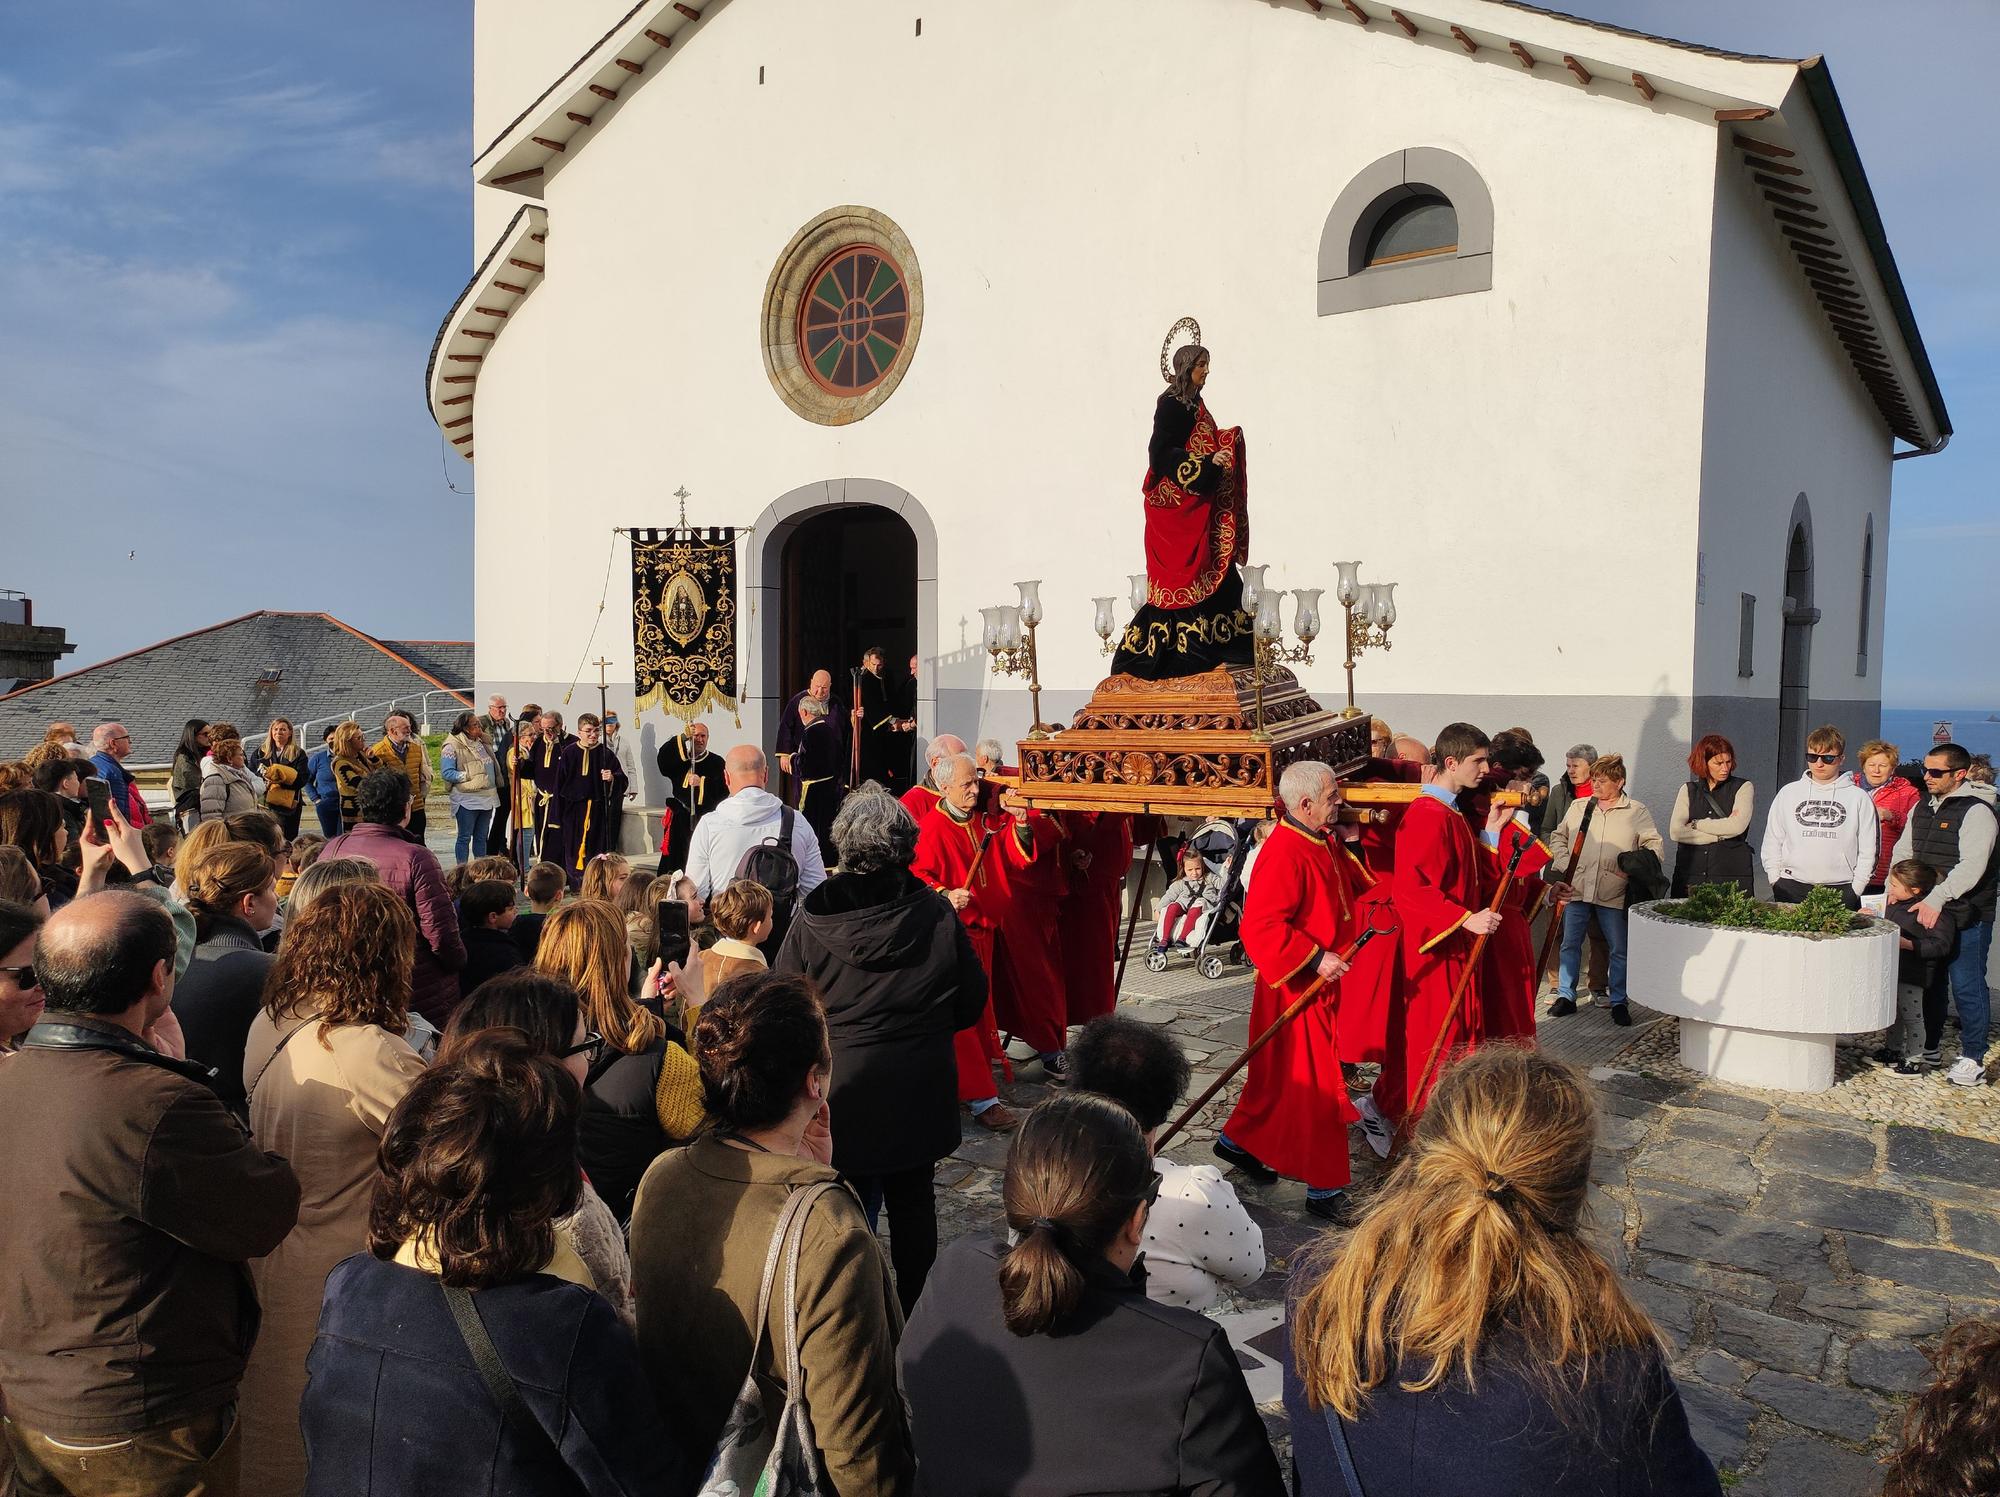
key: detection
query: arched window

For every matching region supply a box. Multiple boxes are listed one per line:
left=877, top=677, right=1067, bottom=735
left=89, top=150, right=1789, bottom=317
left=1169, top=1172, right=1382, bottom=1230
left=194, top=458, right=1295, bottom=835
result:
left=1364, top=193, right=1458, bottom=266
left=1856, top=516, right=1874, bottom=676
left=1318, top=148, right=1492, bottom=316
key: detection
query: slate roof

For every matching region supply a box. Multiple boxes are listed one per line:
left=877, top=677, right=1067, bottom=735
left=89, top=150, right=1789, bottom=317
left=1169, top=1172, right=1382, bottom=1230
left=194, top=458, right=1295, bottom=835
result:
left=0, top=612, right=473, bottom=761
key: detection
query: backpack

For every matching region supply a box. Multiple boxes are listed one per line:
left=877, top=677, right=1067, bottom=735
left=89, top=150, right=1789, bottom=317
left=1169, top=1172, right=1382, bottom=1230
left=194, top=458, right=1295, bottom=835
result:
left=735, top=805, right=802, bottom=919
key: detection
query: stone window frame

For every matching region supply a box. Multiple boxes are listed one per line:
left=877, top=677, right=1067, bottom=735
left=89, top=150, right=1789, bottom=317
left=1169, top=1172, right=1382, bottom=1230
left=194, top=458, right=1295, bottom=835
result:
left=1317, top=147, right=1494, bottom=316
left=763, top=206, right=924, bottom=427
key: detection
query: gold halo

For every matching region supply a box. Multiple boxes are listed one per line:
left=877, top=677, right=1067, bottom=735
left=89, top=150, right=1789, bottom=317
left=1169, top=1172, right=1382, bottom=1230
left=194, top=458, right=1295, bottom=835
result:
left=1159, top=316, right=1203, bottom=381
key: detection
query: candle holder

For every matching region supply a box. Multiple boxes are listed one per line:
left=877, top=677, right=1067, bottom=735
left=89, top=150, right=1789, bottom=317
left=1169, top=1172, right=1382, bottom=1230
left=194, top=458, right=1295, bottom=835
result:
left=1332, top=562, right=1396, bottom=718
left=1244, top=585, right=1324, bottom=738
left=1093, top=596, right=1120, bottom=656
left=988, top=580, right=1053, bottom=737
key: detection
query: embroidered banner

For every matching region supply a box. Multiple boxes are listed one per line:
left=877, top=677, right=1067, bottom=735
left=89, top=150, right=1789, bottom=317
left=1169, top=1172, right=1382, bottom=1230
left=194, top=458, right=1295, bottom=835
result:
left=630, top=527, right=740, bottom=723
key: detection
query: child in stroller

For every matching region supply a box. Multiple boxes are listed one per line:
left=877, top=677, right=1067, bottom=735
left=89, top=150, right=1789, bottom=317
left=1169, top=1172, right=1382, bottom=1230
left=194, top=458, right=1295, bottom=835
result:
left=1146, top=820, right=1252, bottom=980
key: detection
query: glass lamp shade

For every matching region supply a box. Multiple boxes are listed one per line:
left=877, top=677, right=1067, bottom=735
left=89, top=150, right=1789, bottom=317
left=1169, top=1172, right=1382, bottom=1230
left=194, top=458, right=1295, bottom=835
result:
left=1254, top=587, right=1284, bottom=642
left=1333, top=561, right=1362, bottom=608
left=1238, top=563, right=1268, bottom=603
left=1129, top=572, right=1151, bottom=612
left=1357, top=584, right=1381, bottom=627
left=1376, top=582, right=1397, bottom=629
left=1015, top=579, right=1044, bottom=627
left=999, top=606, right=1023, bottom=651
left=979, top=607, right=1003, bottom=652
left=1092, top=596, right=1118, bottom=640
left=1292, top=588, right=1324, bottom=644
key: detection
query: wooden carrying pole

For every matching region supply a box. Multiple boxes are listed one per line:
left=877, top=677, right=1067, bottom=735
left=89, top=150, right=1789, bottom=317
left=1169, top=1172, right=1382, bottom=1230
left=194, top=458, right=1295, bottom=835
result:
left=1112, top=837, right=1156, bottom=997
left=1409, top=837, right=1534, bottom=1115
left=1154, top=913, right=1395, bottom=1153
left=848, top=668, right=863, bottom=790
left=1531, top=797, right=1596, bottom=992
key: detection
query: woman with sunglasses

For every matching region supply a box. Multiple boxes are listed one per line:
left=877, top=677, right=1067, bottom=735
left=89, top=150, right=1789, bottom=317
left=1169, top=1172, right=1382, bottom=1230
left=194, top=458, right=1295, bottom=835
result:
left=0, top=897, right=46, bottom=1052
left=901, top=1092, right=1285, bottom=1496
left=441, top=970, right=634, bottom=1324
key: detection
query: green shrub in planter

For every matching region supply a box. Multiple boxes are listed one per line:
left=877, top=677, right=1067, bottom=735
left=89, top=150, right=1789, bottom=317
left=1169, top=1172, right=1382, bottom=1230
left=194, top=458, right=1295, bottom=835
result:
left=1656, top=882, right=1862, bottom=937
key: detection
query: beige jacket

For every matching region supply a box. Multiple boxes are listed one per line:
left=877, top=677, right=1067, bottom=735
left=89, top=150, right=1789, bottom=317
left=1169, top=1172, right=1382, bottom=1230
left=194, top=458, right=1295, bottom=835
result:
left=240, top=1012, right=426, bottom=1495
left=1547, top=793, right=1663, bottom=909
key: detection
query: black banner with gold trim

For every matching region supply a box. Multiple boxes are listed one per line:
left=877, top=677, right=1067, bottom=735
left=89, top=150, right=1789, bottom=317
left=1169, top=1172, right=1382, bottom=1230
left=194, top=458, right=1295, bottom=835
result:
left=631, top=527, right=739, bottom=723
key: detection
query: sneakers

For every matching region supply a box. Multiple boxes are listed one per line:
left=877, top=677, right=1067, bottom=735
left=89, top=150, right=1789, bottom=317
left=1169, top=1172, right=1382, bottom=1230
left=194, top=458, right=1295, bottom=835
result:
left=1610, top=1003, right=1633, bottom=1027
left=1305, top=1191, right=1358, bottom=1228
left=1353, top=1094, right=1393, bottom=1160
left=1548, top=996, right=1577, bottom=1018
left=1039, top=1051, right=1070, bottom=1084
left=1946, top=1056, right=1989, bottom=1088
left=1888, top=1055, right=1932, bottom=1079
left=1869, top=1044, right=1904, bottom=1066
left=1212, top=1136, right=1278, bottom=1183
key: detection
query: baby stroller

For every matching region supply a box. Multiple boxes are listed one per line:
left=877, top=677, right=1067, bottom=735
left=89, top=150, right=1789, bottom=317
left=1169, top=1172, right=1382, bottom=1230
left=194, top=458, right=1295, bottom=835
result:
left=1144, top=818, right=1254, bottom=981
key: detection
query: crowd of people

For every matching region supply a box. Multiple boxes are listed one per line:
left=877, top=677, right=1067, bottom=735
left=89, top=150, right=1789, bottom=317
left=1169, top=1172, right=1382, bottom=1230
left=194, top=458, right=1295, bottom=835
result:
left=0, top=692, right=1995, bottom=1497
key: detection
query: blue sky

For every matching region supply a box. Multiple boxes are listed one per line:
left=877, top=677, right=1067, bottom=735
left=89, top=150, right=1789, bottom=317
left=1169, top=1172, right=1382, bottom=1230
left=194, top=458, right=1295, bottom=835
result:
left=1, top=0, right=1991, bottom=707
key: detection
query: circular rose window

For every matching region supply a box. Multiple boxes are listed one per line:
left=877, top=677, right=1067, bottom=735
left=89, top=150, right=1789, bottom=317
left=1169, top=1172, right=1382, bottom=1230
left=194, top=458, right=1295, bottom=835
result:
left=798, top=247, right=909, bottom=395
left=763, top=207, right=923, bottom=426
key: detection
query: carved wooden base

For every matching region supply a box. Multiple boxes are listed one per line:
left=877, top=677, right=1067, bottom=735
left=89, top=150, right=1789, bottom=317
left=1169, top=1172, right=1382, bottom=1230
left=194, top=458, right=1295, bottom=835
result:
left=1011, top=667, right=1371, bottom=818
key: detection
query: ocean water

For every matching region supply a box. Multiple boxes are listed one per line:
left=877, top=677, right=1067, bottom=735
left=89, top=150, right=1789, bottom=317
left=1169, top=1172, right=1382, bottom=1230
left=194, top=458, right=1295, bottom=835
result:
left=1879, top=707, right=2000, bottom=761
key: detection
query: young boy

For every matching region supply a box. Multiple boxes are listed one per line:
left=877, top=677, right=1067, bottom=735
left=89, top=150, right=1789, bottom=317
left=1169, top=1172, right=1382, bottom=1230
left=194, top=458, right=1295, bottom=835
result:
left=458, top=878, right=524, bottom=996
left=1760, top=724, right=1878, bottom=909
left=1883, top=859, right=1956, bottom=1077
left=511, top=860, right=566, bottom=962
left=140, top=822, right=181, bottom=883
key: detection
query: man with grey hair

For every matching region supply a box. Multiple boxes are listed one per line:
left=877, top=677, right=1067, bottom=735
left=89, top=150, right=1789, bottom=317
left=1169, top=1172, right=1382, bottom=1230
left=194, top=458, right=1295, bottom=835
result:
left=912, top=753, right=1024, bottom=1130
left=1538, top=740, right=1607, bottom=997
left=776, top=668, right=845, bottom=799
left=973, top=738, right=1009, bottom=775
left=902, top=732, right=967, bottom=821
left=0, top=893, right=299, bottom=1492
left=686, top=742, right=827, bottom=913
left=1215, top=758, right=1380, bottom=1227
left=89, top=722, right=149, bottom=828
left=791, top=694, right=845, bottom=854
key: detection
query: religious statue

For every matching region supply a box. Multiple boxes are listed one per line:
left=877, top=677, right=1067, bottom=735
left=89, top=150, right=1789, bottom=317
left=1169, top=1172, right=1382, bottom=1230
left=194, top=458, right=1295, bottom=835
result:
left=1109, top=317, right=1256, bottom=680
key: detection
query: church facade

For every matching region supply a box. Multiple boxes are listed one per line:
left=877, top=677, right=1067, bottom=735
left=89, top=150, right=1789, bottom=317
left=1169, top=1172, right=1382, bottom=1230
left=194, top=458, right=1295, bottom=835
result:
left=441, top=0, right=1947, bottom=817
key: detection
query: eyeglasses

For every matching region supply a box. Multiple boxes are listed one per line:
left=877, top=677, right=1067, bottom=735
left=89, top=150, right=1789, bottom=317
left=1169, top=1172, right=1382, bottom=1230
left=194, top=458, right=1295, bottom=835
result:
left=1144, top=1171, right=1163, bottom=1208
left=0, top=964, right=39, bottom=990
left=1922, top=767, right=1956, bottom=779
left=559, top=1030, right=605, bottom=1063
left=1806, top=753, right=1840, bottom=765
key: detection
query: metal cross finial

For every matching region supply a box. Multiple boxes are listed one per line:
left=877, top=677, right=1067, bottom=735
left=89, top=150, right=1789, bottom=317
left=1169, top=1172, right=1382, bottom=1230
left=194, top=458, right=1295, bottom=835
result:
left=673, top=486, right=691, bottom=530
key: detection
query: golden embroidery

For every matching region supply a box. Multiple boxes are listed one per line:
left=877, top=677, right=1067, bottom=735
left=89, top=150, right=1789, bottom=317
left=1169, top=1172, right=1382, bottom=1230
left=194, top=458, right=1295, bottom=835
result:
left=1176, top=455, right=1203, bottom=487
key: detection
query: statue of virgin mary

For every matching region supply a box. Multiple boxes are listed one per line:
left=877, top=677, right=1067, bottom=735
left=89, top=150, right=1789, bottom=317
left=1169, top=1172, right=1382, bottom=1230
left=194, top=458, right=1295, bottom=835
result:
left=1110, top=320, right=1256, bottom=680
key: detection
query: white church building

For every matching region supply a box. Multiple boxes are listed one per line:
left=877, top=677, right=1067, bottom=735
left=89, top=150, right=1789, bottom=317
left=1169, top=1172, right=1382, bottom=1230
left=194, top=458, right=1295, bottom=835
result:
left=438, top=0, right=1948, bottom=817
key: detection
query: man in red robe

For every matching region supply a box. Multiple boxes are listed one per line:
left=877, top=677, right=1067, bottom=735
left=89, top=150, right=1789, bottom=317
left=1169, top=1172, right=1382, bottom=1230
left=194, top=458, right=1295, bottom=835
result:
left=1470, top=731, right=1553, bottom=1043
left=1055, top=810, right=1132, bottom=1027
left=900, top=733, right=965, bottom=823
left=1215, top=760, right=1377, bottom=1226
left=1371, top=723, right=1509, bottom=1128
left=988, top=801, right=1071, bottom=1076
left=911, top=753, right=1017, bottom=1132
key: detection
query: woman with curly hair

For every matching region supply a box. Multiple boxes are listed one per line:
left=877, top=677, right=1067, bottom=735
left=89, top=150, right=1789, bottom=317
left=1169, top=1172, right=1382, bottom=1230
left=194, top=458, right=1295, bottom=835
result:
left=1285, top=1043, right=1718, bottom=1495
left=301, top=1029, right=681, bottom=1494
left=238, top=881, right=428, bottom=1494
left=1881, top=1318, right=2000, bottom=1496
left=533, top=898, right=703, bottom=1220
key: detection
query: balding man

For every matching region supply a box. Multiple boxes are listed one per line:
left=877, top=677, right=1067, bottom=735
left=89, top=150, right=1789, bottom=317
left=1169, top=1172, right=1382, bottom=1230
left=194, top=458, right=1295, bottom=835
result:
left=686, top=745, right=827, bottom=949
left=901, top=732, right=967, bottom=821
left=776, top=669, right=845, bottom=799
left=0, top=893, right=300, bottom=1492
left=656, top=720, right=727, bottom=872
left=1215, top=760, right=1389, bottom=1227
left=89, top=722, right=150, bottom=827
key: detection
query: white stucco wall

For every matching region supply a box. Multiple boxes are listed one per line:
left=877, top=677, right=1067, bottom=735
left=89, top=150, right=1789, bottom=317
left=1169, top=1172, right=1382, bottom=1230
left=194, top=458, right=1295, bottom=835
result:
left=471, top=0, right=1724, bottom=719
left=472, top=0, right=634, bottom=254
left=1691, top=143, right=1890, bottom=783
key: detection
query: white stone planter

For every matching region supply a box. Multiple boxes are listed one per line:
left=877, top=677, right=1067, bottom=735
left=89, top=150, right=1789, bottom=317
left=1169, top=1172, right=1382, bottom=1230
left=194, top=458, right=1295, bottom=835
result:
left=1626, top=901, right=1896, bottom=1093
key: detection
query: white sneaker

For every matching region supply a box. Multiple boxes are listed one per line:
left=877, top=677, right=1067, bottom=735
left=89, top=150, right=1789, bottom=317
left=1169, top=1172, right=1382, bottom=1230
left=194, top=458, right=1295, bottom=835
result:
left=1354, top=1094, right=1393, bottom=1159
left=1946, top=1056, right=1988, bottom=1088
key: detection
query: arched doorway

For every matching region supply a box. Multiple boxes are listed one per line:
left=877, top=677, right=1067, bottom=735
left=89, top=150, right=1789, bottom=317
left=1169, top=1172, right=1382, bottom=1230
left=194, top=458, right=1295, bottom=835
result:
left=779, top=504, right=918, bottom=692
left=1777, top=494, right=1818, bottom=782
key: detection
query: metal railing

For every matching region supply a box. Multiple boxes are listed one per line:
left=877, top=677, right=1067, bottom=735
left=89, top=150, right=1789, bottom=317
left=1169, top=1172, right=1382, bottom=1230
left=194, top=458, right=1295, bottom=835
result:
left=291, top=690, right=470, bottom=746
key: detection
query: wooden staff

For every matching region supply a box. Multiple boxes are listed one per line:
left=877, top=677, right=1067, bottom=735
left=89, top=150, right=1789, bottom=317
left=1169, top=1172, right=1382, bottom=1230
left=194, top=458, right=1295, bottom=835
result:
left=848, top=667, right=863, bottom=790
left=1409, top=834, right=1535, bottom=1117
left=1154, top=911, right=1396, bottom=1153
left=1112, top=835, right=1156, bottom=997
left=1531, top=797, right=1596, bottom=993
left=1342, top=785, right=1526, bottom=808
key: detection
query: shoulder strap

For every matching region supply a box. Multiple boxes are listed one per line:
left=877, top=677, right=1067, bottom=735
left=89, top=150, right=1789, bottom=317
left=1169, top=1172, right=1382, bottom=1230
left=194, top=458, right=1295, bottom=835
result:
left=778, top=805, right=796, bottom=849
left=442, top=1283, right=571, bottom=1472
left=743, top=1182, right=825, bottom=1367
left=245, top=1018, right=315, bottom=1106
left=1321, top=1406, right=1369, bottom=1497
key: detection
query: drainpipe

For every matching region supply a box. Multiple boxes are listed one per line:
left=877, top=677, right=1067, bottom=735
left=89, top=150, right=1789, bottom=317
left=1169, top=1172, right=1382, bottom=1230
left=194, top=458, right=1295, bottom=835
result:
left=1892, top=433, right=1950, bottom=461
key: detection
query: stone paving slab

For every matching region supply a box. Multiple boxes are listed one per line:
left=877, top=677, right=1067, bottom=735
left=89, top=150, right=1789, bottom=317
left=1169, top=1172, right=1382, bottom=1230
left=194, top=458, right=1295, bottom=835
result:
left=915, top=945, right=2000, bottom=1494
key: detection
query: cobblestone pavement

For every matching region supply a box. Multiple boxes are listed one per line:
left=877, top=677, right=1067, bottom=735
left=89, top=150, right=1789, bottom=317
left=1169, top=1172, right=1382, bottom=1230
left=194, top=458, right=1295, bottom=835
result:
left=928, top=952, right=2000, bottom=1496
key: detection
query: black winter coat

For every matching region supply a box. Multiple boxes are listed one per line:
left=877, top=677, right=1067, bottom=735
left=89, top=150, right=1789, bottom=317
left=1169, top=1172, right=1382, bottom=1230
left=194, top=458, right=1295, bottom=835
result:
left=171, top=916, right=275, bottom=1116
left=776, top=866, right=987, bottom=1175
left=901, top=1237, right=1285, bottom=1497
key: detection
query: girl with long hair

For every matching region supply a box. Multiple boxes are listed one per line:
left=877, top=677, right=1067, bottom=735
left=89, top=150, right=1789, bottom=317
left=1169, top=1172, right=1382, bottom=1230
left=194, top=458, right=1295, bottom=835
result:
left=329, top=720, right=371, bottom=831
left=170, top=840, right=278, bottom=1114
left=1286, top=1044, right=1719, bottom=1495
